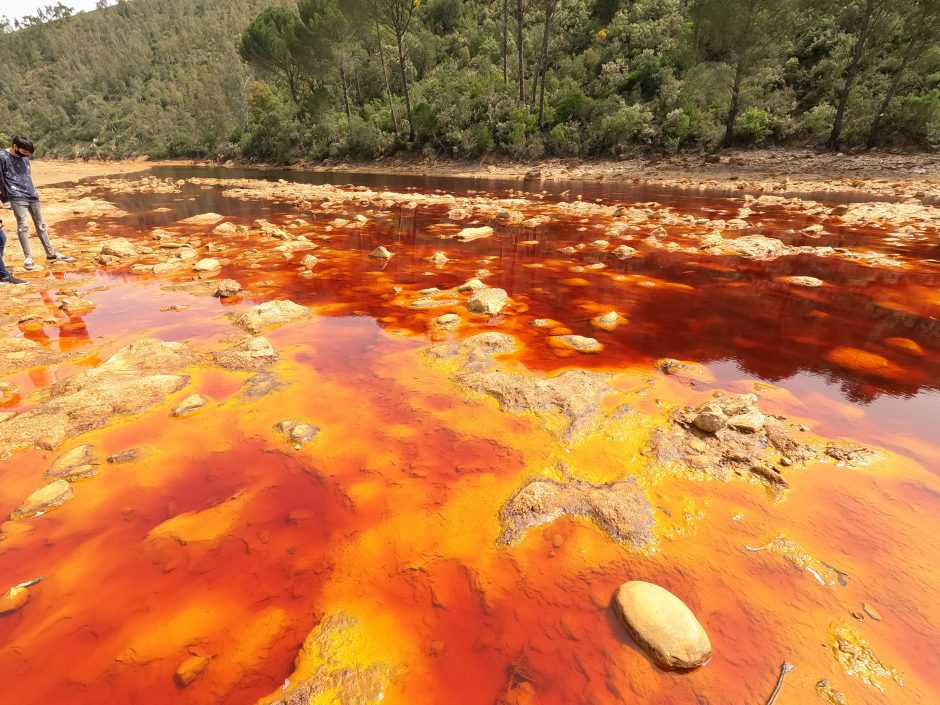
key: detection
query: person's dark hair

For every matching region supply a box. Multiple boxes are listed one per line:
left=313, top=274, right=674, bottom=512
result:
left=11, top=135, right=34, bottom=154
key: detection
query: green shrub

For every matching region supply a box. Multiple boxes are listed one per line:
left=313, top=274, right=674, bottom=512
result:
left=601, top=103, right=655, bottom=155
left=734, top=107, right=774, bottom=144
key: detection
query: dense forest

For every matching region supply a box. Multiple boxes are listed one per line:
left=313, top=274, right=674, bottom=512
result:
left=0, top=0, right=937, bottom=161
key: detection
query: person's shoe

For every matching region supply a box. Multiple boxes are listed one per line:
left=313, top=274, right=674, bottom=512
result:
left=0, top=274, right=28, bottom=284
left=23, top=257, right=35, bottom=271
left=47, top=252, right=74, bottom=262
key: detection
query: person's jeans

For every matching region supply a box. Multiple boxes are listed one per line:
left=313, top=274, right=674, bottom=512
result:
left=0, top=226, right=11, bottom=277
left=11, top=200, right=54, bottom=258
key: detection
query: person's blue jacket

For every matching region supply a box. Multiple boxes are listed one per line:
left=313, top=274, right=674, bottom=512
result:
left=0, top=150, right=40, bottom=203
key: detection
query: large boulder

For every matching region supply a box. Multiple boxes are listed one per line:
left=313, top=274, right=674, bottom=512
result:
left=100, top=238, right=137, bottom=258
left=467, top=288, right=509, bottom=316
left=613, top=581, right=712, bottom=669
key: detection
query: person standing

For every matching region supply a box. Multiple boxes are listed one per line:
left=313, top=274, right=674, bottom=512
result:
left=0, top=135, right=73, bottom=271
left=0, top=219, right=27, bottom=284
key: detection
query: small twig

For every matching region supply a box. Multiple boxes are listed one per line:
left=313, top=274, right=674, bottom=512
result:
left=15, top=576, right=44, bottom=589
left=765, top=662, right=795, bottom=705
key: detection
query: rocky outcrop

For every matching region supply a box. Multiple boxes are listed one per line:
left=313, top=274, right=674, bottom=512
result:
left=651, top=391, right=874, bottom=489
left=499, top=474, right=654, bottom=548
left=613, top=581, right=712, bottom=669
left=0, top=338, right=193, bottom=457
left=255, top=611, right=396, bottom=705
left=427, top=334, right=615, bottom=439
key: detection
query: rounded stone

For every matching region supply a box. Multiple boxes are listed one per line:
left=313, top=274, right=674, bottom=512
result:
left=692, top=410, right=726, bottom=433
left=613, top=581, right=712, bottom=669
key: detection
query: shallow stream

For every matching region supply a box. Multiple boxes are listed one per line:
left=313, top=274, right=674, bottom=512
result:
left=1, top=166, right=938, bottom=705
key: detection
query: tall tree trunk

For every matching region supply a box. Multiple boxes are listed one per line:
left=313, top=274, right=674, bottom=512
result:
left=866, top=53, right=909, bottom=149
left=828, top=0, right=875, bottom=151
left=535, top=2, right=555, bottom=126
left=515, top=0, right=525, bottom=103
left=375, top=23, right=400, bottom=136
left=502, top=0, right=508, bottom=85
left=339, top=62, right=351, bottom=123
left=722, top=55, right=746, bottom=148
left=395, top=31, right=414, bottom=141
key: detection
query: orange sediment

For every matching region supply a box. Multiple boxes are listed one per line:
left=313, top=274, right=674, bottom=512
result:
left=0, top=170, right=938, bottom=705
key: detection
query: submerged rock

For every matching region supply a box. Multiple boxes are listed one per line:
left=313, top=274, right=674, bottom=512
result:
left=778, top=275, right=824, bottom=287
left=11, top=480, right=74, bottom=520
left=232, top=300, right=309, bottom=333
left=549, top=335, right=603, bottom=353
left=830, top=624, right=903, bottom=691
left=174, top=654, right=211, bottom=688
left=591, top=312, right=620, bottom=331
left=108, top=448, right=143, bottom=464
left=275, top=419, right=320, bottom=446
left=172, top=394, right=209, bottom=417
left=256, top=611, right=396, bottom=705
left=0, top=584, right=30, bottom=615
left=455, top=225, right=493, bottom=242
left=613, top=581, right=712, bottom=669
left=499, top=475, right=654, bottom=548
left=45, top=444, right=98, bottom=481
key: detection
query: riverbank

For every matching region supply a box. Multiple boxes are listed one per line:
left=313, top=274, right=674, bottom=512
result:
left=30, top=148, right=940, bottom=202
left=31, top=158, right=160, bottom=187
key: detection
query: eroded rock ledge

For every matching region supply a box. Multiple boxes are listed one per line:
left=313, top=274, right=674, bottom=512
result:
left=499, top=473, right=654, bottom=549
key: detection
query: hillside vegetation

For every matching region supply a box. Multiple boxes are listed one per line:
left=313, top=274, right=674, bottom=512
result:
left=1, top=0, right=938, bottom=161
left=0, top=0, right=281, bottom=157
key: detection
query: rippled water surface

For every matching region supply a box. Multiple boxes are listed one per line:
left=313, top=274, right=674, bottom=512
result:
left=1, top=167, right=938, bottom=705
